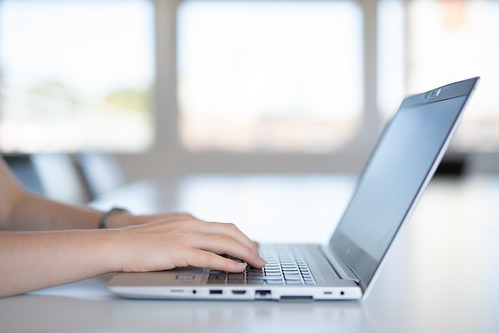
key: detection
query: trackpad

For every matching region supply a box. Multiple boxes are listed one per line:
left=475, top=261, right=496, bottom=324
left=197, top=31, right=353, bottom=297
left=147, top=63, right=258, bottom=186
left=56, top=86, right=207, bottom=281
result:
left=110, top=267, right=205, bottom=286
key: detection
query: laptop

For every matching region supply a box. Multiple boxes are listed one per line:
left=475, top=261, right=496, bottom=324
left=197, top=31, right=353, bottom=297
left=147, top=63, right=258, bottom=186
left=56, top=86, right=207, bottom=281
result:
left=108, top=77, right=479, bottom=301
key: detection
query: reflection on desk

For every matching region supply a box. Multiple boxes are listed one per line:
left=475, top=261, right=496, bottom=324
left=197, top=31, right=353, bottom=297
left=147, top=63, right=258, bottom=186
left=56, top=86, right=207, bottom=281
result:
left=2, top=174, right=499, bottom=333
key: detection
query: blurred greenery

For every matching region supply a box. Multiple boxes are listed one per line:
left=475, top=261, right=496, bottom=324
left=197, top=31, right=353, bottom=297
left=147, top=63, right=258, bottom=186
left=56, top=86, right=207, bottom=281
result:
left=104, top=86, right=152, bottom=113
left=26, top=80, right=152, bottom=114
left=28, top=80, right=82, bottom=109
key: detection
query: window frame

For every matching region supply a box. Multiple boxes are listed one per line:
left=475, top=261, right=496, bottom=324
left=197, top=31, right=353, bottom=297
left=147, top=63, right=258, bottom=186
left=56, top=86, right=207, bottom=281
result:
left=146, top=0, right=383, bottom=175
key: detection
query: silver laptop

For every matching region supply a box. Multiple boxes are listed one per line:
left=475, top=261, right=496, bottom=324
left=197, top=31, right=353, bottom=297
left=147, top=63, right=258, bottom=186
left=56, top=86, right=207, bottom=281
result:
left=108, top=77, right=479, bottom=301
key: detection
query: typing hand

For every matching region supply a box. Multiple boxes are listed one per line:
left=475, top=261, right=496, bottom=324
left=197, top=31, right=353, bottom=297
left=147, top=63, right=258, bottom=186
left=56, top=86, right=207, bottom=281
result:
left=113, top=216, right=266, bottom=273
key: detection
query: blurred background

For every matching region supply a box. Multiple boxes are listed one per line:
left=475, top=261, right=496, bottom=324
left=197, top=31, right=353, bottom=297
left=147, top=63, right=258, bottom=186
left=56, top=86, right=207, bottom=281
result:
left=1, top=0, right=498, bottom=203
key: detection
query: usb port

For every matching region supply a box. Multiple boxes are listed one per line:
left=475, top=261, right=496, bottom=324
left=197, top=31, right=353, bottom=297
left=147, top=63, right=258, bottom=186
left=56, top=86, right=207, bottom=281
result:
left=209, top=289, right=223, bottom=295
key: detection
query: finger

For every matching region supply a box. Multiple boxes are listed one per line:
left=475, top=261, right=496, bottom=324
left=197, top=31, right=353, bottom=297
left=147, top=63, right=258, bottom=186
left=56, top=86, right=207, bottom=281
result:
left=171, top=219, right=257, bottom=252
left=184, top=249, right=248, bottom=273
left=190, top=233, right=266, bottom=269
left=198, top=222, right=259, bottom=252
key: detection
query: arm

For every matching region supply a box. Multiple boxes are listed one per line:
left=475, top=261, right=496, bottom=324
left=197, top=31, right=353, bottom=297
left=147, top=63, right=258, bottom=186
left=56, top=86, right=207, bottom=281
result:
left=0, top=157, right=155, bottom=231
left=0, top=229, right=119, bottom=297
left=0, top=218, right=264, bottom=298
left=0, top=158, right=265, bottom=297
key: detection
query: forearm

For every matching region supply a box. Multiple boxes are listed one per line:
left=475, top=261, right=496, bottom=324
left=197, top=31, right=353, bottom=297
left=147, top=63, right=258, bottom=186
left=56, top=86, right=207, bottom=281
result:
left=0, top=157, right=151, bottom=231
left=4, top=192, right=103, bottom=230
left=0, top=230, right=121, bottom=297
left=4, top=191, right=143, bottom=231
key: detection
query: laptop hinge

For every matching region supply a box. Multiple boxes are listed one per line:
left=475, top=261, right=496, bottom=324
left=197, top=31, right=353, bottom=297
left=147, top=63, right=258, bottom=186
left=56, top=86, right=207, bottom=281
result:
left=321, top=245, right=360, bottom=284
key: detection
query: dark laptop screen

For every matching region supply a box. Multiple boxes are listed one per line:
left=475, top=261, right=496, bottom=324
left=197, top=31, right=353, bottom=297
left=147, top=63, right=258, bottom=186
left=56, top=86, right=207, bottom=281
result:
left=329, top=78, right=478, bottom=291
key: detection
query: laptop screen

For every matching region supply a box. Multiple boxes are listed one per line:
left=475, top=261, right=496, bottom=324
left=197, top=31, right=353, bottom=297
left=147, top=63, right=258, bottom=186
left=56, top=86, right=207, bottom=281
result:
left=329, top=78, right=478, bottom=291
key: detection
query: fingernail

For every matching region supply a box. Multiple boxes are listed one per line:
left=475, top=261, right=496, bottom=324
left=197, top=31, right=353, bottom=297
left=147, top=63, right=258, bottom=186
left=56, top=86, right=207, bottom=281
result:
left=258, top=257, right=267, bottom=265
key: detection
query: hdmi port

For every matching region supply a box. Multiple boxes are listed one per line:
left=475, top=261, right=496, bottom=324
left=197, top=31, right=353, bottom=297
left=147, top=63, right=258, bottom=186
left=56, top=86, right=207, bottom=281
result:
left=231, top=290, right=246, bottom=295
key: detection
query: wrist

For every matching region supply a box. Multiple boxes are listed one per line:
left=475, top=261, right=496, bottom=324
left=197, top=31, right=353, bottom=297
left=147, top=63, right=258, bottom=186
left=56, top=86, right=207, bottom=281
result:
left=99, top=228, right=128, bottom=273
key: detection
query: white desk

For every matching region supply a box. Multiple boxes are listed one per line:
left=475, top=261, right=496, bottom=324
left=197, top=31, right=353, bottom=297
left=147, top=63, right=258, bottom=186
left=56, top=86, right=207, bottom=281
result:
left=2, top=174, right=499, bottom=333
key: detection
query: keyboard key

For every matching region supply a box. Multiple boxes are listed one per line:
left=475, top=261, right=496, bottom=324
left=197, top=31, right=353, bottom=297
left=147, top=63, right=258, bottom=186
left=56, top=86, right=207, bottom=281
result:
left=248, top=280, right=265, bottom=285
left=285, top=280, right=304, bottom=285
left=265, top=275, right=283, bottom=279
left=266, top=280, right=285, bottom=285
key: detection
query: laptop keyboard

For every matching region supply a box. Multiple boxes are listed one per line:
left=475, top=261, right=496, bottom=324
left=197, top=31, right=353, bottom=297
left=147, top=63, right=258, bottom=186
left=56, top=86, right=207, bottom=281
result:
left=207, top=245, right=316, bottom=285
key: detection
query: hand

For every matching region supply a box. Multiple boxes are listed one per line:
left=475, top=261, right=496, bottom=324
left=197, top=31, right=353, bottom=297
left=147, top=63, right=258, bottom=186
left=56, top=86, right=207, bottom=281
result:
left=113, top=216, right=266, bottom=273
left=107, top=211, right=200, bottom=228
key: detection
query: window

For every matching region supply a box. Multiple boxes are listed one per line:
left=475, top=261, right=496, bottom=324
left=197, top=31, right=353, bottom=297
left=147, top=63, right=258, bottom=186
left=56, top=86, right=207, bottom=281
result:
left=177, top=1, right=363, bottom=153
left=3, top=0, right=496, bottom=174
left=378, top=0, right=499, bottom=153
left=406, top=0, right=499, bottom=152
left=0, top=0, right=154, bottom=153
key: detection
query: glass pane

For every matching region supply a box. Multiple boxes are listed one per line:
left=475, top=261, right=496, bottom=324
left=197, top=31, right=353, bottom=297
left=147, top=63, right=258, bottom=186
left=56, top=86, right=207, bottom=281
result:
left=378, top=0, right=405, bottom=117
left=407, top=0, right=499, bottom=152
left=178, top=1, right=363, bottom=153
left=0, top=0, right=154, bottom=152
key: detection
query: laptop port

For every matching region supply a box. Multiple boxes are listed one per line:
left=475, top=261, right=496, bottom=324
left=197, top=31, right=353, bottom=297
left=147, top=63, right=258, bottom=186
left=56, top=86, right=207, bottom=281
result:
left=209, top=289, right=223, bottom=295
left=279, top=295, right=314, bottom=302
left=231, top=290, right=246, bottom=295
left=255, top=290, right=272, bottom=299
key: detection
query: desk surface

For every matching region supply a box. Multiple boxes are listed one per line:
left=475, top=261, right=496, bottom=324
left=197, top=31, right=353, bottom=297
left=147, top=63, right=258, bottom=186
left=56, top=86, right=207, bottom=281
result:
left=2, top=174, right=499, bottom=333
